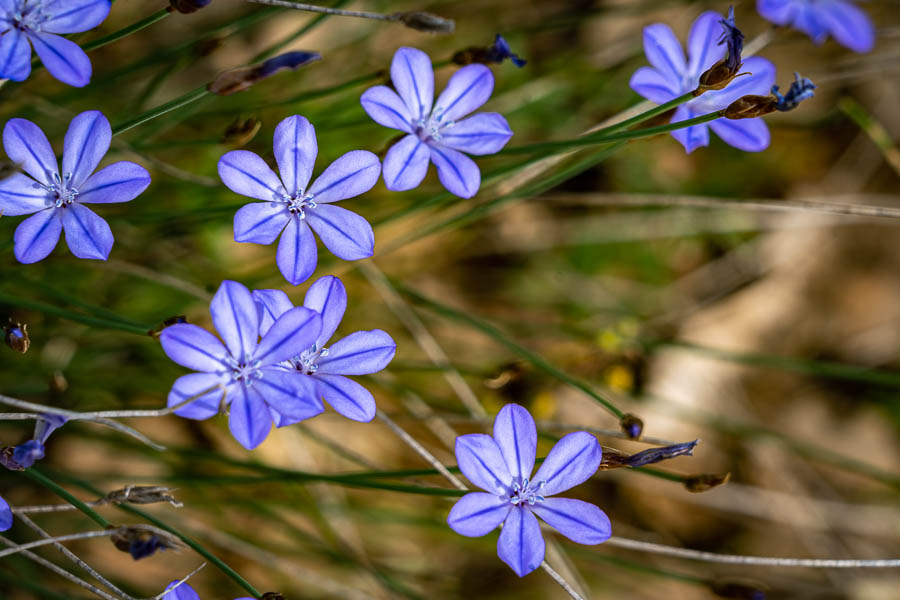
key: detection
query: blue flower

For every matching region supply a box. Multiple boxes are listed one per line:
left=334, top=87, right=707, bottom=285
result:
left=447, top=404, right=611, bottom=577
left=253, top=275, right=396, bottom=423
left=0, top=111, right=151, bottom=263
left=772, top=72, right=816, bottom=111
left=487, top=35, right=526, bottom=67
left=0, top=495, right=12, bottom=531
left=218, top=115, right=381, bottom=286
left=629, top=10, right=777, bottom=153
left=757, top=0, right=874, bottom=53
left=361, top=47, right=513, bottom=198
left=0, top=0, right=111, bottom=86
left=162, top=581, right=253, bottom=600
left=159, top=280, right=325, bottom=449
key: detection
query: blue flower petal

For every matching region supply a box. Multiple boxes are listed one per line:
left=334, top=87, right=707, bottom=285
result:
left=429, top=145, right=480, bottom=199
left=77, top=161, right=151, bottom=204
left=62, top=110, right=111, bottom=188
left=14, top=208, right=62, bottom=264
left=233, top=201, right=290, bottom=245
left=629, top=66, right=680, bottom=104
left=439, top=113, right=512, bottom=156
left=218, top=150, right=286, bottom=202
left=0, top=28, right=33, bottom=82
left=228, top=384, right=272, bottom=450
left=531, top=431, right=602, bottom=497
left=162, top=581, right=201, bottom=600
left=159, top=323, right=230, bottom=373
left=252, top=289, right=294, bottom=337
left=360, top=85, right=413, bottom=133
left=531, top=497, right=611, bottom=545
left=166, top=372, right=228, bottom=420
left=302, top=275, right=347, bottom=349
left=273, top=115, right=317, bottom=197
left=314, top=373, right=376, bottom=422
left=210, top=280, right=260, bottom=363
left=447, top=492, right=510, bottom=537
left=709, top=117, right=770, bottom=152
left=253, top=306, right=321, bottom=367
left=28, top=31, right=92, bottom=87
left=686, top=11, right=724, bottom=79
left=670, top=105, right=710, bottom=154
left=256, top=367, right=323, bottom=422
left=819, top=0, right=875, bottom=53
left=433, top=64, right=494, bottom=122
left=455, top=433, right=513, bottom=495
left=0, top=496, right=12, bottom=532
left=307, top=150, right=381, bottom=204
left=316, top=329, right=396, bottom=376
left=642, top=24, right=686, bottom=86
left=493, top=403, right=537, bottom=485
left=306, top=203, right=374, bottom=261
left=60, top=202, right=113, bottom=260
left=382, top=134, right=430, bottom=192
left=276, top=217, right=317, bottom=285
left=40, top=0, right=111, bottom=34
left=390, top=47, right=434, bottom=121
left=0, top=173, right=51, bottom=216
left=497, top=506, right=544, bottom=577
left=3, top=118, right=58, bottom=185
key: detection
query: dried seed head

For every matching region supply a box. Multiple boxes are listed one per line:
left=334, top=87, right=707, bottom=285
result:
left=110, top=525, right=183, bottom=560
left=723, top=95, right=778, bottom=119
left=391, top=11, right=455, bottom=34
left=4, top=322, right=30, bottom=353
left=209, top=51, right=321, bottom=96
left=168, top=0, right=212, bottom=14
left=709, top=579, right=768, bottom=600
left=683, top=472, right=731, bottom=493
left=148, top=316, right=188, bottom=338
left=103, top=485, right=183, bottom=508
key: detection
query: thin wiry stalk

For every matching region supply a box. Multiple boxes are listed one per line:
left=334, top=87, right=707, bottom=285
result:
left=153, top=563, right=207, bottom=600
left=0, top=530, right=113, bottom=559
left=605, top=536, right=900, bottom=567
left=0, top=534, right=122, bottom=600
left=16, top=513, right=135, bottom=600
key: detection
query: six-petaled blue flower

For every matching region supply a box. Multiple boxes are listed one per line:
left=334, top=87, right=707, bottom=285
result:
left=0, top=0, right=111, bottom=86
left=253, top=275, right=396, bottom=423
left=757, top=0, right=874, bottom=53
left=0, top=110, right=151, bottom=263
left=218, top=115, right=381, bottom=286
left=630, top=10, right=777, bottom=153
left=361, top=46, right=513, bottom=198
left=448, top=403, right=611, bottom=577
left=160, top=280, right=326, bottom=449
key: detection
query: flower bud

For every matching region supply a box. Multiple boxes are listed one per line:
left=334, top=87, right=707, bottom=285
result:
left=619, top=413, right=644, bottom=439
left=695, top=7, right=745, bottom=95
left=148, top=316, right=188, bottom=338
left=209, top=51, right=321, bottom=96
left=103, top=485, right=183, bottom=508
left=683, top=472, right=731, bottom=493
left=4, top=322, right=30, bottom=353
left=168, top=0, right=212, bottom=13
left=453, top=34, right=526, bottom=67
left=110, top=526, right=182, bottom=560
left=709, top=579, right=767, bottom=600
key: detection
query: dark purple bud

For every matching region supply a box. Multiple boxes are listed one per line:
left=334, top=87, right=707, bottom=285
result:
left=391, top=11, right=455, bottom=34
left=34, top=413, right=67, bottom=446
left=148, top=315, right=188, bottom=338
left=261, top=594, right=286, bottom=600
left=11, top=440, right=45, bottom=469
left=168, top=0, right=212, bottom=13
left=209, top=51, right=321, bottom=96
left=4, top=322, right=30, bottom=353
left=624, top=439, right=699, bottom=467
left=709, top=579, right=767, bottom=600
left=454, top=34, right=526, bottom=67
left=223, top=118, right=262, bottom=147
left=683, top=472, right=731, bottom=493
left=619, top=413, right=643, bottom=439
left=772, top=72, right=816, bottom=112
left=110, top=526, right=182, bottom=560
left=696, top=7, right=745, bottom=95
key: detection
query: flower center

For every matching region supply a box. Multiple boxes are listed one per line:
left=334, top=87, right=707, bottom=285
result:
left=9, top=1, right=47, bottom=32
left=508, top=478, right=546, bottom=506
left=292, top=342, right=328, bottom=375
left=39, top=172, right=79, bottom=208
left=414, top=107, right=454, bottom=144
left=284, top=191, right=316, bottom=219
left=225, top=357, right=264, bottom=385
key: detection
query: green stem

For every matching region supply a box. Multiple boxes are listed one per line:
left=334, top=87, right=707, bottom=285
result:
left=395, top=283, right=626, bottom=419
left=81, top=8, right=170, bottom=53
left=0, top=291, right=150, bottom=335
left=111, top=87, right=210, bottom=137
left=501, top=111, right=723, bottom=155
left=591, top=91, right=695, bottom=137
left=22, top=469, right=110, bottom=528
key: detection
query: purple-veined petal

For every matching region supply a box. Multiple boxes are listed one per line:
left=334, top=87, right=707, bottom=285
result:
left=0, top=173, right=50, bottom=215
left=629, top=66, right=680, bottom=104
left=709, top=117, right=770, bottom=152
left=62, top=110, right=110, bottom=188
left=532, top=431, right=602, bottom=497
left=360, top=85, right=413, bottom=133
left=792, top=4, right=828, bottom=43
left=390, top=47, right=433, bottom=120
left=307, top=150, right=380, bottom=204
left=447, top=492, right=511, bottom=537
left=14, top=208, right=61, bottom=263
left=256, top=367, right=323, bottom=422
left=306, top=203, right=374, bottom=261
left=642, top=23, right=686, bottom=85
left=687, top=11, right=725, bottom=79
left=531, top=498, right=611, bottom=545
left=273, top=114, right=317, bottom=196
left=698, top=56, right=776, bottom=109
left=233, top=201, right=290, bottom=245
left=302, top=274, right=346, bottom=348
left=0, top=27, right=33, bottom=82
left=40, top=0, right=111, bottom=34
left=3, top=118, right=58, bottom=185
left=159, top=323, right=230, bottom=373
left=60, top=202, right=113, bottom=260
left=670, top=105, right=710, bottom=154
left=316, top=329, right=395, bottom=376
left=76, top=161, right=151, bottom=204
left=493, top=403, right=537, bottom=484
left=228, top=384, right=272, bottom=449
left=439, top=113, right=512, bottom=156
left=429, top=145, right=480, bottom=199
left=210, top=280, right=259, bottom=363
left=819, top=0, right=875, bottom=53
left=497, top=507, right=544, bottom=577
left=162, top=580, right=201, bottom=600
left=315, top=373, right=375, bottom=422
left=218, top=150, right=285, bottom=202
left=455, top=433, right=513, bottom=495
left=382, top=134, right=430, bottom=192
left=433, top=64, right=494, bottom=122
left=276, top=217, right=317, bottom=285
left=28, top=32, right=91, bottom=87
left=0, top=495, right=11, bottom=531
left=254, top=306, right=321, bottom=367
left=252, top=289, right=294, bottom=337
left=757, top=0, right=796, bottom=25
left=167, top=372, right=228, bottom=420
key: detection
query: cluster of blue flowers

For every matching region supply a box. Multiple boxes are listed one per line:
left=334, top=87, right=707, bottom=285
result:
left=0, top=0, right=878, bottom=586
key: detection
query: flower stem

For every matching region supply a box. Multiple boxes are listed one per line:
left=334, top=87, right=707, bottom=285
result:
left=81, top=9, right=171, bottom=53
left=111, top=87, right=210, bottom=137
left=589, top=91, right=696, bottom=137
left=22, top=469, right=111, bottom=528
